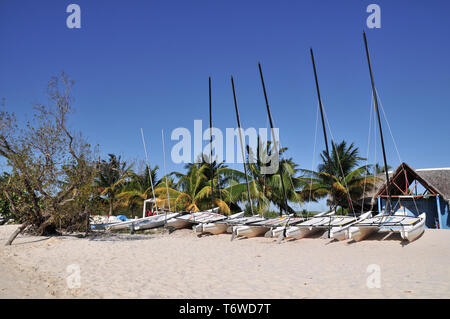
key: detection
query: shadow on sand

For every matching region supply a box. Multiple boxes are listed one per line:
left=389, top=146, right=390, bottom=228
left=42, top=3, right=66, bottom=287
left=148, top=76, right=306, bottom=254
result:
left=343, top=230, right=425, bottom=247
left=315, top=228, right=426, bottom=247
left=10, top=236, right=52, bottom=246
left=272, top=230, right=330, bottom=244
left=86, top=232, right=155, bottom=242
left=196, top=233, right=216, bottom=238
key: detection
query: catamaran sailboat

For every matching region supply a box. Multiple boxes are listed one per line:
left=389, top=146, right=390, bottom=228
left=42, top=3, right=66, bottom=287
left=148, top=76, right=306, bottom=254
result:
left=344, top=210, right=426, bottom=242
left=227, top=64, right=295, bottom=241
left=340, top=32, right=427, bottom=243
left=271, top=211, right=373, bottom=240
left=191, top=77, right=250, bottom=236
left=225, top=75, right=273, bottom=240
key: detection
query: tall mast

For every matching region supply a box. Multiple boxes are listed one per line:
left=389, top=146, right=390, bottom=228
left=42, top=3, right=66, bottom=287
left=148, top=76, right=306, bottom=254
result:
left=310, top=48, right=338, bottom=226
left=363, top=31, right=392, bottom=214
left=258, top=62, right=288, bottom=216
left=140, top=128, right=158, bottom=213
left=161, top=129, right=171, bottom=212
left=311, top=48, right=353, bottom=214
left=209, top=77, right=215, bottom=209
left=310, top=48, right=330, bottom=156
left=231, top=76, right=254, bottom=216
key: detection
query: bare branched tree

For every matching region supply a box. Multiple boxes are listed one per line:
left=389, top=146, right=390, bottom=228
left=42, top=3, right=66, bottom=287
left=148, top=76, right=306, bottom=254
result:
left=0, top=72, right=98, bottom=245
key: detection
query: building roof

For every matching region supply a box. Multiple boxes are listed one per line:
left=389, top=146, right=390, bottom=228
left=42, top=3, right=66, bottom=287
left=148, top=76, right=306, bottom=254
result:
left=415, top=168, right=450, bottom=201
left=368, top=163, right=450, bottom=202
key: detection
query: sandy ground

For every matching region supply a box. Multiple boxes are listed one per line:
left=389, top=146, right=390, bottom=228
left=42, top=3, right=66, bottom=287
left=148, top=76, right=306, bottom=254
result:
left=0, top=224, right=449, bottom=299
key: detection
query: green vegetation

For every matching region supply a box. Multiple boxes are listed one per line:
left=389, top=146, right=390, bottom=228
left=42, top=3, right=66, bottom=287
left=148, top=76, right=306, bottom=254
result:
left=0, top=73, right=382, bottom=244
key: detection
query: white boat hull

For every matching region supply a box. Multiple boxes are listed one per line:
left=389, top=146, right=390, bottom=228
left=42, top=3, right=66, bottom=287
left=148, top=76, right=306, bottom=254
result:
left=235, top=225, right=269, bottom=238
left=106, top=214, right=165, bottom=231
left=264, top=226, right=284, bottom=238
left=330, top=211, right=374, bottom=241
left=134, top=213, right=179, bottom=230
left=329, top=227, right=348, bottom=241
left=399, top=213, right=426, bottom=242
left=285, top=226, right=320, bottom=239
left=194, top=223, right=228, bottom=235
left=106, top=222, right=131, bottom=231
left=348, top=226, right=378, bottom=241
left=226, top=216, right=266, bottom=233
left=166, top=218, right=192, bottom=229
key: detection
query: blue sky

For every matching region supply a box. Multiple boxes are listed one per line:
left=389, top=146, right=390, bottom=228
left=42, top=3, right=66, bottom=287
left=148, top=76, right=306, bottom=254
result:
left=1, top=0, right=449, bottom=211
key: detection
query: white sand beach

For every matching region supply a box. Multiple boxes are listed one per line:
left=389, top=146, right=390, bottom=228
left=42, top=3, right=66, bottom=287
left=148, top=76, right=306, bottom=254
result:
left=0, top=224, right=449, bottom=299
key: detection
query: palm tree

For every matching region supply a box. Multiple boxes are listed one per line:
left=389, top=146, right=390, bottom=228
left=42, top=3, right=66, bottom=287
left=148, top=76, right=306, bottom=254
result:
left=268, top=155, right=305, bottom=214
left=225, top=138, right=305, bottom=215
left=155, top=160, right=244, bottom=214
left=299, top=140, right=379, bottom=214
left=371, top=163, right=392, bottom=175
left=193, top=154, right=246, bottom=204
left=318, top=141, right=365, bottom=177
left=94, top=154, right=133, bottom=215
left=116, top=165, right=160, bottom=218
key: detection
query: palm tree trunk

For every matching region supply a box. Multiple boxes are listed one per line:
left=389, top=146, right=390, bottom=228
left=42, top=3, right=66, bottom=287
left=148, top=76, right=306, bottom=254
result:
left=109, top=198, right=113, bottom=216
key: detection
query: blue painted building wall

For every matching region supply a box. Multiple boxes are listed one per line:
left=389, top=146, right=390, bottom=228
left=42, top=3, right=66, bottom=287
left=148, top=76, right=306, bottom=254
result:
left=437, top=196, right=450, bottom=229
left=379, top=196, right=450, bottom=229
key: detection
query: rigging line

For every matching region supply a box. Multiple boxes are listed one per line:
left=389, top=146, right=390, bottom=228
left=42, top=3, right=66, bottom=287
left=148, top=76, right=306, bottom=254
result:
left=374, top=87, right=377, bottom=186
left=271, top=135, right=304, bottom=232
left=140, top=128, right=158, bottom=212
left=250, top=106, right=302, bottom=222
left=306, top=100, right=320, bottom=216
left=284, top=100, right=319, bottom=224
left=280, top=141, right=304, bottom=218
left=161, top=129, right=171, bottom=213
left=320, top=99, right=357, bottom=218
left=373, top=87, right=379, bottom=215
left=209, top=77, right=216, bottom=209
left=259, top=92, right=271, bottom=216
left=374, top=88, right=402, bottom=164
left=267, top=104, right=319, bottom=223
left=259, top=99, right=306, bottom=219
left=218, top=172, right=223, bottom=203
left=409, top=186, right=421, bottom=216
left=229, top=169, right=233, bottom=212
left=258, top=62, right=289, bottom=217
left=241, top=140, right=251, bottom=214
left=364, top=32, right=393, bottom=219
left=375, top=89, right=420, bottom=216
left=310, top=48, right=330, bottom=156
left=231, top=76, right=255, bottom=216
left=360, top=92, right=375, bottom=214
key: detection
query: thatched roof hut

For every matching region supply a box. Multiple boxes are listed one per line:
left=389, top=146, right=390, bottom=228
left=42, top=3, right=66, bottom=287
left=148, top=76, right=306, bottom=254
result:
left=363, top=162, right=450, bottom=228
left=368, top=163, right=450, bottom=202
left=414, top=168, right=450, bottom=202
